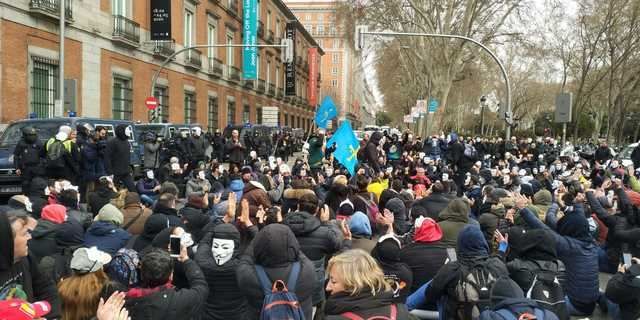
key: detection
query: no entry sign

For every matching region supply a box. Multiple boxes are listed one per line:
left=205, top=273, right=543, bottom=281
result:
left=145, top=96, right=159, bottom=110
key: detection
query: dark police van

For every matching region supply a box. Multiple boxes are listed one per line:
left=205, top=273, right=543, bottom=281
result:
left=0, top=117, right=141, bottom=195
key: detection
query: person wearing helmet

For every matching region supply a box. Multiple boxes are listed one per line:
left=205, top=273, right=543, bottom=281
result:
left=13, top=126, right=45, bottom=193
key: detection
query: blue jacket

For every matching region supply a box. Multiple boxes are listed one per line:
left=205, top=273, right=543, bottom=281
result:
left=520, top=206, right=600, bottom=309
left=136, top=178, right=160, bottom=196
left=80, top=141, right=105, bottom=181
left=83, top=221, right=130, bottom=256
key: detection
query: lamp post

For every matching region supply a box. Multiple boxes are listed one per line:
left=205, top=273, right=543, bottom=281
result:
left=480, top=95, right=487, bottom=136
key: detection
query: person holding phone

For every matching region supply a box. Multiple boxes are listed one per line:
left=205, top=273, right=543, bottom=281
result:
left=605, top=256, right=640, bottom=320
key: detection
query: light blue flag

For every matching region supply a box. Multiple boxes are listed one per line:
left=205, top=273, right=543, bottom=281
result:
left=326, top=120, right=359, bottom=176
left=242, top=0, right=257, bottom=79
left=315, top=96, right=338, bottom=129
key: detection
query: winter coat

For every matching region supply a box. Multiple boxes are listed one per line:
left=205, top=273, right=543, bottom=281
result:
left=87, top=187, right=118, bottom=216
left=324, top=290, right=411, bottom=320
left=105, top=124, right=131, bottom=175
left=283, top=211, right=345, bottom=304
left=594, top=146, right=612, bottom=163
left=29, top=219, right=60, bottom=263
left=143, top=141, right=161, bottom=169
left=189, top=136, right=208, bottom=161
left=136, top=178, right=160, bottom=197
left=400, top=240, right=448, bottom=294
left=0, top=212, right=61, bottom=318
left=121, top=204, right=152, bottom=235
left=236, top=224, right=315, bottom=320
left=185, top=178, right=211, bottom=197
left=605, top=266, right=640, bottom=320
left=13, top=138, right=45, bottom=170
left=308, top=135, right=324, bottom=169
left=241, top=182, right=271, bottom=220
left=282, top=188, right=316, bottom=216
left=225, top=138, right=245, bottom=164
left=364, top=132, right=383, bottom=173
left=80, top=140, right=105, bottom=182
left=195, top=223, right=250, bottom=320
left=83, top=221, right=131, bottom=256
left=438, top=201, right=470, bottom=248
left=125, top=259, right=209, bottom=320
left=413, top=192, right=455, bottom=220
left=519, top=206, right=600, bottom=314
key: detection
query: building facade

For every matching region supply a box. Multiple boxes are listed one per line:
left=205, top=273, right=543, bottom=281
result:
left=284, top=0, right=361, bottom=127
left=0, top=0, right=322, bottom=131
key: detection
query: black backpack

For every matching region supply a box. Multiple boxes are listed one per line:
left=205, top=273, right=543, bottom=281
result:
left=46, top=139, right=66, bottom=169
left=525, top=261, right=567, bottom=320
left=454, top=261, right=500, bottom=319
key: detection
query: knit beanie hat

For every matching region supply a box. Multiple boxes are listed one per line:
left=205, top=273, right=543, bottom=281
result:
left=41, top=204, right=67, bottom=224
left=97, top=204, right=124, bottom=226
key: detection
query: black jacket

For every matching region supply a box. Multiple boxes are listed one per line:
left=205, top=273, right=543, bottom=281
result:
left=105, top=124, right=131, bottom=175
left=195, top=223, right=251, bottom=320
left=605, top=267, right=640, bottom=320
left=413, top=192, right=455, bottom=220
left=13, top=138, right=45, bottom=170
left=86, top=187, right=118, bottom=215
left=189, top=136, right=208, bottom=161
left=236, top=224, right=315, bottom=320
left=125, top=259, right=209, bottom=320
left=0, top=213, right=61, bottom=318
left=28, top=219, right=59, bottom=263
left=225, top=138, right=245, bottom=164
left=400, top=241, right=448, bottom=293
left=324, top=290, right=411, bottom=320
left=364, top=132, right=383, bottom=173
left=282, top=211, right=344, bottom=261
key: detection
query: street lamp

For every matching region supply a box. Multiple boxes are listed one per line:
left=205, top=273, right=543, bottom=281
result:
left=480, top=95, right=487, bottom=136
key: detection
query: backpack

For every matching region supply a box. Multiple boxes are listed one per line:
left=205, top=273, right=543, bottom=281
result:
left=46, top=140, right=66, bottom=169
left=525, top=261, right=567, bottom=320
left=480, top=306, right=555, bottom=320
left=342, top=304, right=397, bottom=320
left=464, top=144, right=478, bottom=159
left=454, top=261, right=500, bottom=319
left=356, top=194, right=380, bottom=226
left=255, top=261, right=305, bottom=320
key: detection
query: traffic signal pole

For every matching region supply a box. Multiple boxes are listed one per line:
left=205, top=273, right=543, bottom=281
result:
left=355, top=27, right=513, bottom=140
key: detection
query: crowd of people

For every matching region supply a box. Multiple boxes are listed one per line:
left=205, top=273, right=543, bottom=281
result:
left=2, top=122, right=640, bottom=320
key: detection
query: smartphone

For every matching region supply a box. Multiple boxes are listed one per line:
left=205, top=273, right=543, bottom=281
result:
left=169, top=235, right=181, bottom=258
left=446, top=247, right=457, bottom=262
left=623, top=253, right=633, bottom=268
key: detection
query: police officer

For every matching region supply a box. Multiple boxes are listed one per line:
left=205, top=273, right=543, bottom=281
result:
left=210, top=129, right=225, bottom=162
left=13, top=126, right=45, bottom=193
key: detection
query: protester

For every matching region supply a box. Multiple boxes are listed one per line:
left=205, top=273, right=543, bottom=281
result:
left=84, top=204, right=130, bottom=256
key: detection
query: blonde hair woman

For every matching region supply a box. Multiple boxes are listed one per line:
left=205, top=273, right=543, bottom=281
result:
left=324, top=249, right=411, bottom=319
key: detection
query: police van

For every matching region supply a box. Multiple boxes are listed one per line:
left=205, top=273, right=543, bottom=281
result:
left=0, top=117, right=141, bottom=195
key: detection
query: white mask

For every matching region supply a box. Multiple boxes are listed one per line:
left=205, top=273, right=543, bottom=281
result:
left=146, top=171, right=155, bottom=180
left=212, top=238, right=235, bottom=265
left=198, top=171, right=206, bottom=180
left=325, top=168, right=333, bottom=177
left=218, top=166, right=225, bottom=174
left=192, top=127, right=202, bottom=137
left=124, top=126, right=133, bottom=138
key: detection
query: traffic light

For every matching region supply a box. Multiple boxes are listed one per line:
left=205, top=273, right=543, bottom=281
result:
left=281, top=38, right=294, bottom=63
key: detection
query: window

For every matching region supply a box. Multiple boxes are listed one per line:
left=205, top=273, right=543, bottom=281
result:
left=112, top=0, right=127, bottom=16
left=330, top=26, right=337, bottom=35
left=243, top=103, right=250, bottom=123
left=30, top=56, right=58, bottom=118
left=257, top=106, right=263, bottom=124
left=304, top=24, right=312, bottom=33
left=184, top=10, right=194, bottom=47
left=226, top=32, right=234, bottom=68
left=276, top=19, right=281, bottom=37
left=153, top=86, right=170, bottom=123
left=208, top=96, right=219, bottom=131
left=184, top=91, right=196, bottom=124
left=305, top=14, right=310, bottom=21
left=284, top=113, right=289, bottom=126
left=332, top=53, right=339, bottom=64
left=207, top=21, right=217, bottom=59
left=317, top=14, right=323, bottom=22
left=266, top=59, right=271, bottom=85
left=266, top=10, right=271, bottom=31
left=331, top=67, right=338, bottom=75
left=112, top=77, right=132, bottom=120
left=257, top=52, right=261, bottom=77
left=331, top=79, right=338, bottom=87
left=227, top=97, right=236, bottom=125
left=317, top=25, right=324, bottom=35
left=275, top=65, right=280, bottom=89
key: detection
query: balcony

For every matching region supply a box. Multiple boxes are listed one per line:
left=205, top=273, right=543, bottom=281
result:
left=208, top=57, right=223, bottom=78
left=184, top=49, right=202, bottom=70
left=29, top=0, right=73, bottom=21
left=243, top=79, right=255, bottom=89
left=257, top=79, right=266, bottom=93
left=228, top=66, right=241, bottom=83
left=267, top=83, right=276, bottom=96
left=267, top=30, right=274, bottom=44
left=152, top=40, right=175, bottom=59
left=112, top=15, right=140, bottom=47
left=227, top=0, right=238, bottom=17
left=277, top=88, right=284, bottom=100
left=258, top=21, right=264, bottom=38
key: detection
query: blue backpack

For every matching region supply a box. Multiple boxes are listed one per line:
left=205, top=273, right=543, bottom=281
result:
left=480, top=305, right=558, bottom=320
left=255, top=261, right=305, bottom=320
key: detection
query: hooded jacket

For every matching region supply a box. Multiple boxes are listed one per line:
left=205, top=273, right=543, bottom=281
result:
left=283, top=211, right=344, bottom=305
left=364, top=132, right=383, bottom=173
left=83, top=221, right=130, bottom=256
left=236, top=224, right=315, bottom=320
left=87, top=187, right=118, bottom=216
left=324, top=290, right=411, bottom=320
left=413, top=191, right=455, bottom=220
left=195, top=223, right=249, bottom=320
left=27, top=177, right=48, bottom=219
left=506, top=228, right=562, bottom=294
left=0, top=213, right=61, bottom=318
left=519, top=205, right=600, bottom=314
left=386, top=198, right=411, bottom=235
left=105, top=124, right=131, bottom=175
left=438, top=199, right=470, bottom=247
left=28, top=219, right=60, bottom=263
left=479, top=277, right=559, bottom=320
left=241, top=182, right=271, bottom=220
left=605, top=264, right=640, bottom=320
left=132, top=214, right=172, bottom=252
left=400, top=219, right=448, bottom=293
left=424, top=225, right=508, bottom=316
left=371, top=236, right=413, bottom=303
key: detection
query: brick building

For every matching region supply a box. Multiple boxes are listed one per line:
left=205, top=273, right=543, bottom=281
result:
left=0, top=0, right=322, bottom=131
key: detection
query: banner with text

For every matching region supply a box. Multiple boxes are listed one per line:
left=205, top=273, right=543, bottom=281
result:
left=285, top=22, right=297, bottom=96
left=242, top=0, right=258, bottom=79
left=150, top=0, right=171, bottom=40
left=308, top=47, right=319, bottom=107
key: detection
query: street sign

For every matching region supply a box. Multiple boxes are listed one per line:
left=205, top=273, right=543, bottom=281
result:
left=416, top=100, right=427, bottom=113
left=262, top=106, right=279, bottom=126
left=145, top=96, right=159, bottom=110
left=285, top=22, right=297, bottom=96
left=428, top=98, right=439, bottom=113
left=150, top=0, right=171, bottom=40
left=555, top=93, right=572, bottom=123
